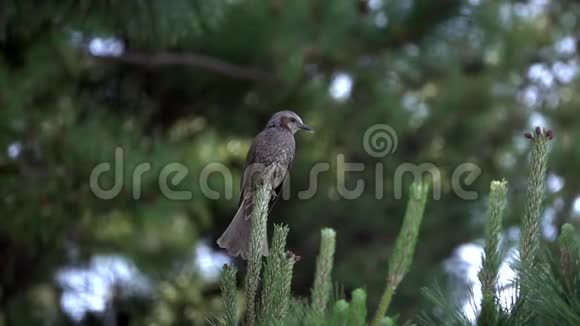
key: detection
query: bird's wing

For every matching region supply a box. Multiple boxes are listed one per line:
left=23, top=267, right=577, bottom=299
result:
left=239, top=137, right=258, bottom=206
left=273, top=153, right=293, bottom=199
left=267, top=145, right=294, bottom=215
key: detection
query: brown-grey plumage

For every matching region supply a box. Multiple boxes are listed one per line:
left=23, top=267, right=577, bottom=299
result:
left=217, top=111, right=313, bottom=259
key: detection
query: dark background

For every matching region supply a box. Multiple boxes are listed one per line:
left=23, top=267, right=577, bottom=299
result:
left=1, top=0, right=579, bottom=324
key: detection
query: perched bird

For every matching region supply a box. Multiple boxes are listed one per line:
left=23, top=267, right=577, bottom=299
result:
left=217, top=111, right=313, bottom=259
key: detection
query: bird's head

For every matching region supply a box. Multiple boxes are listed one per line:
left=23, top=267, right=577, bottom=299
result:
left=266, top=110, right=314, bottom=135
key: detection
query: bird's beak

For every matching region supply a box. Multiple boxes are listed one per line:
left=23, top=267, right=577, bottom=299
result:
left=298, top=123, right=314, bottom=133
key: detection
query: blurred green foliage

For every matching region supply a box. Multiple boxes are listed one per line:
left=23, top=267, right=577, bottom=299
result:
left=1, top=0, right=580, bottom=325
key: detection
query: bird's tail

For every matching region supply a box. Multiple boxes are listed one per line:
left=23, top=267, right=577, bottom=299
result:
left=216, top=200, right=269, bottom=260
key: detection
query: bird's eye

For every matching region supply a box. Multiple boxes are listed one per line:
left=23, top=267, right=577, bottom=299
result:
left=290, top=118, right=296, bottom=122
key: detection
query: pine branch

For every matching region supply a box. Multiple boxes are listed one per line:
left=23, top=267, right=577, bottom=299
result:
left=244, top=184, right=271, bottom=326
left=372, top=181, right=429, bottom=326
left=331, top=300, right=350, bottom=326
left=261, top=224, right=289, bottom=319
left=559, top=223, right=577, bottom=291
left=220, top=264, right=238, bottom=326
left=347, top=288, right=367, bottom=326
left=377, top=316, right=395, bottom=326
left=477, top=179, right=508, bottom=325
left=279, top=252, right=299, bottom=317
left=518, top=127, right=553, bottom=316
left=520, top=128, right=551, bottom=266
left=94, top=51, right=276, bottom=81
left=261, top=224, right=298, bottom=321
left=373, top=286, right=394, bottom=326
left=311, top=228, right=337, bottom=315
left=521, top=223, right=580, bottom=325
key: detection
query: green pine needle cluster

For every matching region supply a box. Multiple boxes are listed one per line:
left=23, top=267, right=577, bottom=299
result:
left=420, top=128, right=558, bottom=326
left=261, top=224, right=297, bottom=322
left=244, top=184, right=272, bottom=325
left=220, top=264, right=239, bottom=326
left=329, top=288, right=369, bottom=326
left=372, top=181, right=430, bottom=326
left=520, top=130, right=550, bottom=264
left=311, top=228, right=337, bottom=315
left=220, top=181, right=431, bottom=325
left=331, top=299, right=350, bottom=325
left=387, top=181, right=430, bottom=285
left=517, top=128, right=552, bottom=319
left=523, top=223, right=580, bottom=326
left=477, top=179, right=508, bottom=325
left=348, top=288, right=368, bottom=326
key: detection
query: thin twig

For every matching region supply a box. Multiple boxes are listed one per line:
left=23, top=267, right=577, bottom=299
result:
left=93, top=51, right=277, bottom=82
